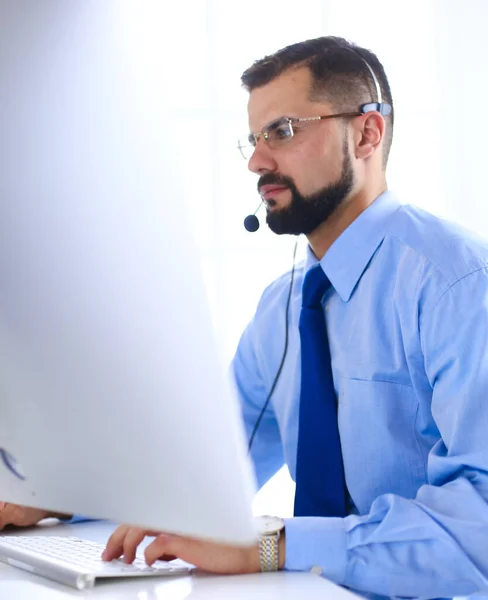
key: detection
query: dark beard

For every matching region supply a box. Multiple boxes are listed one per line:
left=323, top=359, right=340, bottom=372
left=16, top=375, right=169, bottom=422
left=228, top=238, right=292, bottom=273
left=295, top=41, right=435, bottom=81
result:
left=261, top=140, right=354, bottom=236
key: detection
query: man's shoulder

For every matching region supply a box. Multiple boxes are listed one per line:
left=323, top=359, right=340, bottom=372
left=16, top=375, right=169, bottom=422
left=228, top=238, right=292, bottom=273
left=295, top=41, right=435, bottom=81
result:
left=385, top=203, right=488, bottom=285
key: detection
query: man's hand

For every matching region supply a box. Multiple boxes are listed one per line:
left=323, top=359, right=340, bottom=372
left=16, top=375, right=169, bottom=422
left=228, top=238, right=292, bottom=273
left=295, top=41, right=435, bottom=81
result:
left=0, top=502, right=69, bottom=530
left=102, top=525, right=269, bottom=574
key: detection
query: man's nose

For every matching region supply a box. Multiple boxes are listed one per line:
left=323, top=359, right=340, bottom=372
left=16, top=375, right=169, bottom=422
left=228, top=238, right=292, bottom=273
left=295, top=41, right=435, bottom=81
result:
left=247, top=139, right=278, bottom=175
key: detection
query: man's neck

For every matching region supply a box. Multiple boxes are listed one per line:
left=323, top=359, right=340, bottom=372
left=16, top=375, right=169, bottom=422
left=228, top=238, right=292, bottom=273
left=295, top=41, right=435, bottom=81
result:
left=306, top=185, right=387, bottom=260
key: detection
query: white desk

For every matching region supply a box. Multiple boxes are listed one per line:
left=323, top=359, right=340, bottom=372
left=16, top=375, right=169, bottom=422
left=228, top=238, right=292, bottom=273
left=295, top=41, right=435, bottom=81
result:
left=0, top=520, right=360, bottom=599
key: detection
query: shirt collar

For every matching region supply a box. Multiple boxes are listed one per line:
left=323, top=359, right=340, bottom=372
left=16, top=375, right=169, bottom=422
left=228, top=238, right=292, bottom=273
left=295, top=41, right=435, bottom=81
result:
left=304, top=191, right=403, bottom=302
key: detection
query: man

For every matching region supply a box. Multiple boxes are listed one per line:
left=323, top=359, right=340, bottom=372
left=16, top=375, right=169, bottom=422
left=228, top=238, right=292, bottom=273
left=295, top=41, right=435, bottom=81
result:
left=5, top=36, right=488, bottom=599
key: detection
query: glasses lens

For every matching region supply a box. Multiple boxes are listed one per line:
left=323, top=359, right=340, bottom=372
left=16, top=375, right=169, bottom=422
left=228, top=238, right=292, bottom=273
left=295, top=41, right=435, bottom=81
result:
left=266, top=118, right=293, bottom=147
left=237, top=118, right=293, bottom=160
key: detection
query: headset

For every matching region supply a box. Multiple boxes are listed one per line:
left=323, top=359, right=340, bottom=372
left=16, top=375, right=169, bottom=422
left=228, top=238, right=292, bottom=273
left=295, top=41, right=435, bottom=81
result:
left=243, top=51, right=391, bottom=453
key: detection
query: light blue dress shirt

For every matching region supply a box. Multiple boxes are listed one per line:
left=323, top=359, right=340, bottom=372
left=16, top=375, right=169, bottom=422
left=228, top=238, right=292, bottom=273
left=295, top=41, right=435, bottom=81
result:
left=232, top=191, right=488, bottom=599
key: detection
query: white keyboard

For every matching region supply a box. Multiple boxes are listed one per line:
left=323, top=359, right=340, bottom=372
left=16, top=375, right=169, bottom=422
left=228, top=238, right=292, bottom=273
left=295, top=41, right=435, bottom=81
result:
left=0, top=535, right=191, bottom=590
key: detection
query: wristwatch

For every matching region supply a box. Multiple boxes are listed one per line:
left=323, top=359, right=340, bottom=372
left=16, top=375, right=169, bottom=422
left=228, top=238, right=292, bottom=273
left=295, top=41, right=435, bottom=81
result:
left=255, top=515, right=285, bottom=572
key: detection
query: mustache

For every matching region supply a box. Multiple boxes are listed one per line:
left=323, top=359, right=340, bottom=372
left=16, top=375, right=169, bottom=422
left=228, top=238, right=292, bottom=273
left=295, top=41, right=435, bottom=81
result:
left=257, top=172, right=295, bottom=192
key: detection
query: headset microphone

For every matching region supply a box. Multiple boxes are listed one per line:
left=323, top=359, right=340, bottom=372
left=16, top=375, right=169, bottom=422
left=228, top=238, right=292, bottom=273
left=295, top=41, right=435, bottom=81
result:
left=243, top=201, right=264, bottom=232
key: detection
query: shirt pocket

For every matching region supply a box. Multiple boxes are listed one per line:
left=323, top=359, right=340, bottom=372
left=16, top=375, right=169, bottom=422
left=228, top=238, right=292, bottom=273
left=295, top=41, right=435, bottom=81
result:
left=338, top=377, right=427, bottom=515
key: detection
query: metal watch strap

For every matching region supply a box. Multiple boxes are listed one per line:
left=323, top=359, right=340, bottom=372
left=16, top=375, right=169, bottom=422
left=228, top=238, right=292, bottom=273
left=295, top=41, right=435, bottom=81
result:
left=258, top=532, right=280, bottom=572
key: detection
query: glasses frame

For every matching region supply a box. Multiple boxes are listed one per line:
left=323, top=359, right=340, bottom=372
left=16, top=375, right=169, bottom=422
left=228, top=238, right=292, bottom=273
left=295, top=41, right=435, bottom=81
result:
left=237, top=101, right=392, bottom=160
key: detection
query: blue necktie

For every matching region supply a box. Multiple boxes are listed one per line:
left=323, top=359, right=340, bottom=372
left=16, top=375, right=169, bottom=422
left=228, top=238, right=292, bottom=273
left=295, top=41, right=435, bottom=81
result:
left=294, top=264, right=347, bottom=517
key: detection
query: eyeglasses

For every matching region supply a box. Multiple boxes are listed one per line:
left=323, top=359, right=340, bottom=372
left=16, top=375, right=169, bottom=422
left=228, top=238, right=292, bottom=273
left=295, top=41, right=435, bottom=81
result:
left=237, top=112, right=362, bottom=160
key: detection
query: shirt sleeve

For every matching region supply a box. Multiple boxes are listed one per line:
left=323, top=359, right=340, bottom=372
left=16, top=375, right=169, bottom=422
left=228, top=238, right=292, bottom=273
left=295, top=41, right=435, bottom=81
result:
left=284, top=269, right=488, bottom=598
left=231, top=319, right=284, bottom=491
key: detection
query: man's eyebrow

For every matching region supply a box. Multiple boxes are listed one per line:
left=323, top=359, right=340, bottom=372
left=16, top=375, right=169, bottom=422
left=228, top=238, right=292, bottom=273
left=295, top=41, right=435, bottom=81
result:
left=251, top=116, right=290, bottom=134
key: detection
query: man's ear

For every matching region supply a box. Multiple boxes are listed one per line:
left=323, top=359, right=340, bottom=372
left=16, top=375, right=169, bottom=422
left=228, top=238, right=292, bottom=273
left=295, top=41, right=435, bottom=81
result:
left=354, top=112, right=385, bottom=160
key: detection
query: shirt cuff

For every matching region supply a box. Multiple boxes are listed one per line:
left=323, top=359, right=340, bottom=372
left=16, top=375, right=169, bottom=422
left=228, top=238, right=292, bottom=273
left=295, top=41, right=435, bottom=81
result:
left=59, top=514, right=96, bottom=524
left=283, top=517, right=347, bottom=584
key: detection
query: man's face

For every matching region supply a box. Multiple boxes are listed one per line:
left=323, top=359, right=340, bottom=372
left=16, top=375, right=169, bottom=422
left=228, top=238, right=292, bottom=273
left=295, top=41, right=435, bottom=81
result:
left=246, top=66, right=355, bottom=235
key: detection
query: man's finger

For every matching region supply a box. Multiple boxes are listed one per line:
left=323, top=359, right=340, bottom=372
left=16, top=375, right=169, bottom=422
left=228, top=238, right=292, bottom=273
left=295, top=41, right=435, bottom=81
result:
left=102, top=525, right=131, bottom=561
left=144, top=534, right=177, bottom=565
left=158, top=554, right=178, bottom=562
left=122, top=528, right=146, bottom=564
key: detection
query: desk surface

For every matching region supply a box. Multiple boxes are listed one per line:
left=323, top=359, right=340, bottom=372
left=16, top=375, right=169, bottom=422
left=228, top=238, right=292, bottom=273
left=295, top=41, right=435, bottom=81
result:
left=0, top=520, right=360, bottom=599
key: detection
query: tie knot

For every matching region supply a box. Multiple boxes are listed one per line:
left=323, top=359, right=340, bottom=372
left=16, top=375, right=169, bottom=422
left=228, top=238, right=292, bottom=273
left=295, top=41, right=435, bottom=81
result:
left=302, top=265, right=330, bottom=308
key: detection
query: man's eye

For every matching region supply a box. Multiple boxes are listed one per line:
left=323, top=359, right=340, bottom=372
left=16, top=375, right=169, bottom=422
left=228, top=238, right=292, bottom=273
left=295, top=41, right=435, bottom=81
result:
left=272, top=125, right=293, bottom=141
left=247, top=134, right=257, bottom=147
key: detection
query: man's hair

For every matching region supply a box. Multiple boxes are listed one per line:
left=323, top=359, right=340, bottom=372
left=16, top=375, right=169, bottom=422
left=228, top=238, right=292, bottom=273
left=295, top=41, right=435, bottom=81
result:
left=241, top=36, right=394, bottom=169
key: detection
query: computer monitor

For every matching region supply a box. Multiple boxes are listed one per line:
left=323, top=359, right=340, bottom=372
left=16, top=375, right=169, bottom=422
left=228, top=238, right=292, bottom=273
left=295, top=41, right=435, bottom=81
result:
left=0, top=1, right=257, bottom=545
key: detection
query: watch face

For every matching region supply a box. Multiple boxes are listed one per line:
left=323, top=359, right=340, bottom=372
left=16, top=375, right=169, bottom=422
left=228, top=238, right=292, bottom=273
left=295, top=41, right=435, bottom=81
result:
left=256, top=515, right=285, bottom=535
